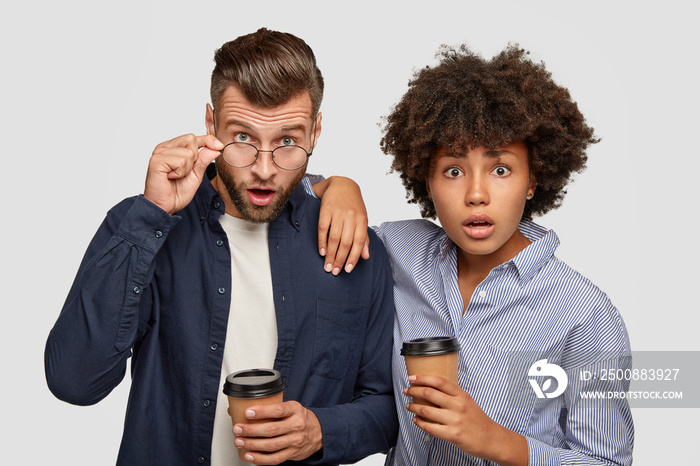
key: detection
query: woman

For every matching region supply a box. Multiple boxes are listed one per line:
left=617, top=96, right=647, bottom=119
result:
left=318, top=43, right=633, bottom=465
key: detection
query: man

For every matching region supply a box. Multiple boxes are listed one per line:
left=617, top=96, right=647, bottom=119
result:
left=45, top=28, right=397, bottom=466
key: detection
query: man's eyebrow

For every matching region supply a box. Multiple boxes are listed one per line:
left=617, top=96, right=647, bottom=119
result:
left=279, top=123, right=307, bottom=133
left=222, top=120, right=307, bottom=133
left=224, top=119, right=254, bottom=130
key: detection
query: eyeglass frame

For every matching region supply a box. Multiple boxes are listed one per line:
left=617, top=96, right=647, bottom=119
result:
left=213, top=112, right=318, bottom=171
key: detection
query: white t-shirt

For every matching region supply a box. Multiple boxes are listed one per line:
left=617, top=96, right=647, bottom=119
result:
left=211, top=214, right=278, bottom=465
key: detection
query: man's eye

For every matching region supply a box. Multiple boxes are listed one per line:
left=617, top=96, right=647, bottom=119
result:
left=280, top=137, right=295, bottom=146
left=234, top=133, right=250, bottom=142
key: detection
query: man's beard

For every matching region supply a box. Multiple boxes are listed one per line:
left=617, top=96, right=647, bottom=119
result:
left=215, top=158, right=306, bottom=223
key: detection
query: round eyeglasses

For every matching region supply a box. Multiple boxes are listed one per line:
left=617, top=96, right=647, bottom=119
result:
left=219, top=142, right=312, bottom=171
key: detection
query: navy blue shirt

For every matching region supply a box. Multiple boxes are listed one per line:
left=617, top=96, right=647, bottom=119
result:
left=45, top=167, right=397, bottom=465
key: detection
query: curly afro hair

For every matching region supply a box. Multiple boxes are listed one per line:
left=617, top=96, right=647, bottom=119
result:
left=380, top=44, right=598, bottom=220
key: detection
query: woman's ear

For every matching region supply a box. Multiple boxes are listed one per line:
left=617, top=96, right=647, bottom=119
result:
left=527, top=176, right=537, bottom=199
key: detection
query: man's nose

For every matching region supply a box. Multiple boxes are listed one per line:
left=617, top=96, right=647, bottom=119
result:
left=250, top=149, right=278, bottom=180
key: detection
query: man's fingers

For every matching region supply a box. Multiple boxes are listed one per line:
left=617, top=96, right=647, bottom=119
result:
left=194, top=146, right=221, bottom=171
left=236, top=433, right=292, bottom=453
left=245, top=402, right=291, bottom=420
left=197, top=133, right=224, bottom=149
left=154, top=135, right=222, bottom=177
left=235, top=420, right=283, bottom=439
left=193, top=135, right=223, bottom=170
left=241, top=448, right=294, bottom=466
left=159, top=133, right=199, bottom=149
left=152, top=147, right=197, bottom=179
left=233, top=401, right=321, bottom=464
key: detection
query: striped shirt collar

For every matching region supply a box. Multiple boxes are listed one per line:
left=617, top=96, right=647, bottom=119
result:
left=432, top=219, right=560, bottom=287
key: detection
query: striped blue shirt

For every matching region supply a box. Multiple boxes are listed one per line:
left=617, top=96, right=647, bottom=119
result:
left=374, top=219, right=634, bottom=466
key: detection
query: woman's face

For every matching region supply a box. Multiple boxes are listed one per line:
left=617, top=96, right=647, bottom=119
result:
left=426, top=141, right=536, bottom=265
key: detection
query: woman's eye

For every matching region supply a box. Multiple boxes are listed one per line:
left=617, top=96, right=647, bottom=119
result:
left=492, top=166, right=511, bottom=177
left=445, top=167, right=463, bottom=178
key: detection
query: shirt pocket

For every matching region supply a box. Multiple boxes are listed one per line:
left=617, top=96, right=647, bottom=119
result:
left=467, top=345, right=541, bottom=435
left=310, top=298, right=366, bottom=380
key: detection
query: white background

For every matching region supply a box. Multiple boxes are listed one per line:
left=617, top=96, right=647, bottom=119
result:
left=2, top=0, right=696, bottom=463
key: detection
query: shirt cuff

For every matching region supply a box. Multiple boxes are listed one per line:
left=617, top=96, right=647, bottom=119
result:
left=115, top=195, right=181, bottom=252
left=306, top=406, right=348, bottom=464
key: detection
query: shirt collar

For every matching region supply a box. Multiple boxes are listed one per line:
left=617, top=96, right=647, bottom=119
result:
left=510, top=220, right=559, bottom=286
left=431, top=219, right=559, bottom=286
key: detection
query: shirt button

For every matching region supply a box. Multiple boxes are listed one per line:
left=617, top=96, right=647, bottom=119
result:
left=424, top=433, right=431, bottom=442
left=198, top=457, right=205, bottom=464
left=155, top=230, right=163, bottom=238
left=216, top=240, right=224, bottom=247
left=218, top=287, right=226, bottom=294
left=133, top=286, right=141, bottom=294
left=295, top=220, right=300, bottom=227
left=210, top=343, right=218, bottom=351
left=478, top=290, right=487, bottom=298
left=213, top=201, right=221, bottom=209
left=203, top=400, right=211, bottom=407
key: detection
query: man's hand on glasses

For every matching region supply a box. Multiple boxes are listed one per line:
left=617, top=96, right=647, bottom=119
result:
left=144, top=134, right=223, bottom=215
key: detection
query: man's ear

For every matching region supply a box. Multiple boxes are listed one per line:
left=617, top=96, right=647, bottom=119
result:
left=312, top=112, right=322, bottom=149
left=205, top=103, right=215, bottom=136
left=425, top=180, right=433, bottom=201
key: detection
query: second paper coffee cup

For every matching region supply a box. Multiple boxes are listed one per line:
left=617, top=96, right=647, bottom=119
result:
left=401, top=337, right=460, bottom=408
left=223, top=368, right=285, bottom=460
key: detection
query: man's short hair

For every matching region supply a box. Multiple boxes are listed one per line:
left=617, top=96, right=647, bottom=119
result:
left=210, top=28, right=324, bottom=117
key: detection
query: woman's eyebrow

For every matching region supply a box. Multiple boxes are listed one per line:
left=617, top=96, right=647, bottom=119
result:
left=483, top=149, right=514, bottom=158
left=443, top=149, right=513, bottom=159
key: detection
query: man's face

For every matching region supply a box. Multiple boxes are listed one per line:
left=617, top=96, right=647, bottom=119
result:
left=207, top=86, right=321, bottom=223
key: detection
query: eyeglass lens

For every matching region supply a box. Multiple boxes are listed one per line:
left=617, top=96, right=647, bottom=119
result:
left=222, top=143, right=309, bottom=170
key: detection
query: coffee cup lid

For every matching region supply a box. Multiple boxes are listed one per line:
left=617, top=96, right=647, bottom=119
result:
left=400, top=337, right=461, bottom=356
left=223, top=369, right=286, bottom=398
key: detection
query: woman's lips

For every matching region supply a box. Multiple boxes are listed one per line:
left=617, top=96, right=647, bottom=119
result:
left=247, top=188, right=276, bottom=206
left=462, top=215, right=495, bottom=239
